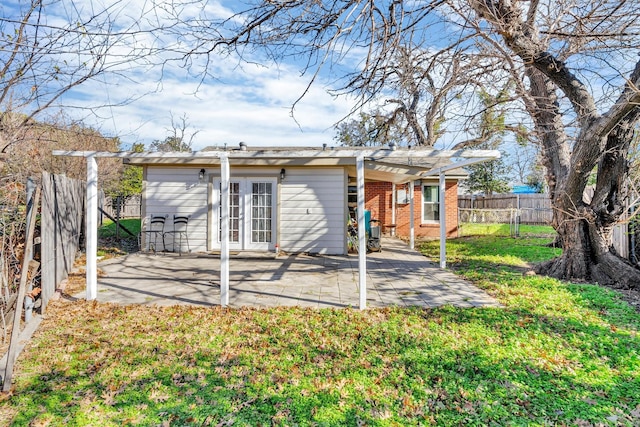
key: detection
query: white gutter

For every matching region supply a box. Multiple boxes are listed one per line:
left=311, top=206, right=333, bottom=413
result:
left=53, top=148, right=500, bottom=161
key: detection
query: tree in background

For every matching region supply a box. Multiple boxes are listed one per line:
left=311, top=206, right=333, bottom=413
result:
left=463, top=90, right=511, bottom=195
left=104, top=142, right=144, bottom=200
left=525, top=159, right=547, bottom=194
left=150, top=113, right=199, bottom=153
left=510, top=136, right=545, bottom=192
left=334, top=111, right=403, bottom=147
left=2, top=112, right=121, bottom=187
left=151, top=136, right=190, bottom=153
left=465, top=151, right=511, bottom=195
left=0, top=0, right=153, bottom=164
left=334, top=47, right=498, bottom=148
left=376, top=48, right=486, bottom=147
left=166, top=0, right=640, bottom=287
left=0, top=0, right=154, bottom=228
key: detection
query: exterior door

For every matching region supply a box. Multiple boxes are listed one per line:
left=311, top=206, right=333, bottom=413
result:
left=214, top=178, right=276, bottom=250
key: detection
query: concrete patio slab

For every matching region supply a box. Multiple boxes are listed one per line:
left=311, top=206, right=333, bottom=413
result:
left=92, top=238, right=501, bottom=309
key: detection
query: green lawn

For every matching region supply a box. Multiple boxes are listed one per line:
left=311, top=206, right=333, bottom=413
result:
left=98, top=218, right=142, bottom=239
left=1, top=234, right=639, bottom=426
left=97, top=218, right=141, bottom=255
left=458, top=223, right=557, bottom=238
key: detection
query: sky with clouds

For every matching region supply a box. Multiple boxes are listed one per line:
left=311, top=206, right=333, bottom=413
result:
left=73, top=60, right=356, bottom=150
left=9, top=0, right=631, bottom=159
left=46, top=0, right=359, bottom=151
left=3, top=0, right=531, bottom=153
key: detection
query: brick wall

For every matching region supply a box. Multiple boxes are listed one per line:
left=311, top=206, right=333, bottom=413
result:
left=364, top=181, right=459, bottom=239
left=364, top=181, right=393, bottom=223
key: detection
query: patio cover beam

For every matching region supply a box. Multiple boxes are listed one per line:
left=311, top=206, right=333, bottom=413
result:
left=54, top=148, right=500, bottom=161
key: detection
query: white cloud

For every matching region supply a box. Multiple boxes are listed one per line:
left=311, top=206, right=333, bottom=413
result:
left=16, top=0, right=360, bottom=150
left=64, top=58, right=353, bottom=149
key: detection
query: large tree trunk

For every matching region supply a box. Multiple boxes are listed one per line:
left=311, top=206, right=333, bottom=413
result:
left=536, top=208, right=640, bottom=289
left=525, top=63, right=640, bottom=289
left=466, top=0, right=640, bottom=289
left=535, top=116, right=640, bottom=289
left=538, top=218, right=591, bottom=280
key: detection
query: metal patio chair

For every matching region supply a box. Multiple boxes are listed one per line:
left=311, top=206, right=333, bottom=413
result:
left=140, top=214, right=167, bottom=253
left=164, top=215, right=191, bottom=255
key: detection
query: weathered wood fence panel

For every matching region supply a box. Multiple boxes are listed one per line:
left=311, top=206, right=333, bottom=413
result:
left=613, top=222, right=629, bottom=259
left=40, top=172, right=85, bottom=312
left=101, top=195, right=141, bottom=219
left=458, top=194, right=552, bottom=224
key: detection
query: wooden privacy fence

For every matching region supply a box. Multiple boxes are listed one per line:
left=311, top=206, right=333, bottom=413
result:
left=40, top=171, right=85, bottom=313
left=101, top=195, right=141, bottom=220
left=2, top=173, right=86, bottom=390
left=458, top=193, right=552, bottom=224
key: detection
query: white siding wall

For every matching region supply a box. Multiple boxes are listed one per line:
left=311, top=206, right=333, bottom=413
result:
left=145, top=166, right=347, bottom=254
left=144, top=167, right=209, bottom=252
left=280, top=168, right=346, bottom=255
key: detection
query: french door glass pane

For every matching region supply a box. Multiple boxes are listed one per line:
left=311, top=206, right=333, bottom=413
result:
left=219, top=182, right=240, bottom=242
left=251, top=182, right=272, bottom=243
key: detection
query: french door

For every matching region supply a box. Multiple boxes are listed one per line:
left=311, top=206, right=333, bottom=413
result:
left=214, top=178, right=276, bottom=250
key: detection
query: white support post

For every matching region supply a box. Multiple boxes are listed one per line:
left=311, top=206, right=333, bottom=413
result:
left=356, top=155, right=367, bottom=310
left=391, top=183, right=396, bottom=237
left=86, top=155, right=98, bottom=300
left=409, top=181, right=415, bottom=250
left=439, top=172, right=447, bottom=269
left=220, top=155, right=230, bottom=307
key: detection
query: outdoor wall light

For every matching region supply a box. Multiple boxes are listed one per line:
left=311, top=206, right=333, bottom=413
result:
left=199, top=168, right=205, bottom=182
left=280, top=168, right=286, bottom=181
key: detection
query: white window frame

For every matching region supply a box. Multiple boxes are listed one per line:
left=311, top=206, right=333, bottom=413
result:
left=421, top=182, right=440, bottom=224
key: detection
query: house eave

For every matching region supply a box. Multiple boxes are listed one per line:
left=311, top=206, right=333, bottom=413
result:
left=53, top=147, right=496, bottom=183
